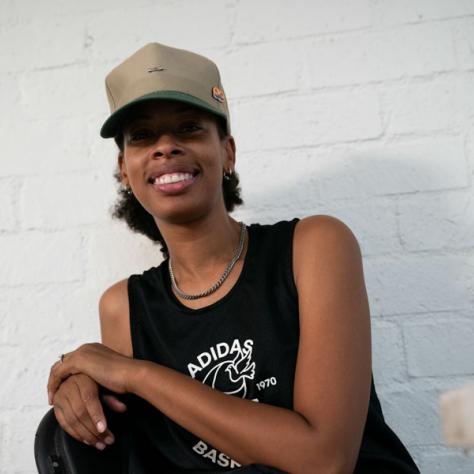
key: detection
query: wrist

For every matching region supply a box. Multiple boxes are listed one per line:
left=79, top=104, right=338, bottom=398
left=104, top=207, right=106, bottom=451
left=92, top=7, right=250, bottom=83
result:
left=126, top=359, right=150, bottom=394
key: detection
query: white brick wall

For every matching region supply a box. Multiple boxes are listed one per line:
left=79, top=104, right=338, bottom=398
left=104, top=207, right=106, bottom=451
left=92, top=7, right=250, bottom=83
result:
left=1, top=1, right=473, bottom=472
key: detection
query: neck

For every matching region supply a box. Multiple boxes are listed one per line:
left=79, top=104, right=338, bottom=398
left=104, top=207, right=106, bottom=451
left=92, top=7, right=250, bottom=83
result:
left=155, top=208, right=244, bottom=282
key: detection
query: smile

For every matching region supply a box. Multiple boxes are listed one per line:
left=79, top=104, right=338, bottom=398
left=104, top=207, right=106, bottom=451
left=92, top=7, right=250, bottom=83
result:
left=149, top=172, right=198, bottom=194
left=151, top=172, right=194, bottom=185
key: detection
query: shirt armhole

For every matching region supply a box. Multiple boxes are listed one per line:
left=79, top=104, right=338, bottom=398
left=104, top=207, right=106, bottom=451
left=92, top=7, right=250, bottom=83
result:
left=284, top=218, right=300, bottom=300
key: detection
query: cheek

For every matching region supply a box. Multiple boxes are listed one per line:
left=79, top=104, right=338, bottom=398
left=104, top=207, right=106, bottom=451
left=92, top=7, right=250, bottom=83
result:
left=122, top=152, right=144, bottom=180
left=206, top=158, right=226, bottom=185
left=202, top=145, right=227, bottom=173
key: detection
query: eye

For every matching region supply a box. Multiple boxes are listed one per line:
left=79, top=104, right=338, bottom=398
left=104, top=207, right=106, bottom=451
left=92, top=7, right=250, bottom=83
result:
left=128, top=129, right=154, bottom=143
left=176, top=122, right=202, bottom=134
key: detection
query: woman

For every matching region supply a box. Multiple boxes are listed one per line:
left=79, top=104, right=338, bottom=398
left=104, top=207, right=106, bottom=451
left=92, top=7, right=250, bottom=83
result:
left=47, top=42, right=420, bottom=473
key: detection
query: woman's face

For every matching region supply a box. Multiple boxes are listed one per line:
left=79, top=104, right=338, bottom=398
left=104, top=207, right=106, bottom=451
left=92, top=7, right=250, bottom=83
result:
left=118, top=100, right=235, bottom=225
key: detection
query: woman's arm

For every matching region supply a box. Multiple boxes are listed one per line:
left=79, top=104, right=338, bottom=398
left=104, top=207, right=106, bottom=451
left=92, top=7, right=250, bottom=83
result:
left=49, top=215, right=371, bottom=473
left=98, top=278, right=133, bottom=358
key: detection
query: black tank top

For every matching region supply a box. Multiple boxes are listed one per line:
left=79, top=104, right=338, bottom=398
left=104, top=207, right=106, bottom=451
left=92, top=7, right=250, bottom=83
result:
left=124, top=218, right=420, bottom=474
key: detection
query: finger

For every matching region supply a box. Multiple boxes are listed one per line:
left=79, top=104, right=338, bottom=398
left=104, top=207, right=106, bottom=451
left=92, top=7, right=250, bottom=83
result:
left=64, top=394, right=110, bottom=449
left=71, top=376, right=116, bottom=446
left=73, top=376, right=109, bottom=435
left=47, top=361, right=61, bottom=405
left=48, top=359, right=73, bottom=404
left=54, top=377, right=113, bottom=448
left=102, top=394, right=128, bottom=412
left=54, top=405, right=89, bottom=446
left=59, top=395, right=98, bottom=444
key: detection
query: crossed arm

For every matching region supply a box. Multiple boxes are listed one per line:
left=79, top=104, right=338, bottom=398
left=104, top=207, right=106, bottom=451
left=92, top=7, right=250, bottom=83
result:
left=48, top=215, right=372, bottom=474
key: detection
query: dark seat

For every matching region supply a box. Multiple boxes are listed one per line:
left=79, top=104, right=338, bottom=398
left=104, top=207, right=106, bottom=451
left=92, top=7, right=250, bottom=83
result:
left=34, top=400, right=130, bottom=474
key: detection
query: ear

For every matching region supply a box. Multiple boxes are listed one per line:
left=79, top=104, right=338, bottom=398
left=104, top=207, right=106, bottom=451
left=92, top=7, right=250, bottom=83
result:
left=117, top=152, right=129, bottom=187
left=223, top=135, right=236, bottom=171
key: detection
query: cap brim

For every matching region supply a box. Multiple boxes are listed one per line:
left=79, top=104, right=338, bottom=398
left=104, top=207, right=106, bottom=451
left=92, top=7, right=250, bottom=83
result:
left=100, top=90, right=228, bottom=138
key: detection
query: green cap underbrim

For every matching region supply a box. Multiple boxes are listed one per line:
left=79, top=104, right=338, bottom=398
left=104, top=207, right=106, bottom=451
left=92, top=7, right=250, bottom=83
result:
left=100, top=90, right=229, bottom=138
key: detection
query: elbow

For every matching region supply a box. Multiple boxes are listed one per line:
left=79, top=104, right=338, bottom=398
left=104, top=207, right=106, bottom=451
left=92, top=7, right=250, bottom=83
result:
left=325, top=458, right=357, bottom=474
left=291, top=433, right=358, bottom=474
left=295, top=457, right=354, bottom=474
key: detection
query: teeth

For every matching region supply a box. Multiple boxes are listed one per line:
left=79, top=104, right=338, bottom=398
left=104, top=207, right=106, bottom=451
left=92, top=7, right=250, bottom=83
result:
left=153, top=173, right=193, bottom=185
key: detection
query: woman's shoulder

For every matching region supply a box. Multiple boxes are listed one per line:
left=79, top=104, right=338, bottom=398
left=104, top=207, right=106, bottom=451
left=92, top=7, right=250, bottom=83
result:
left=252, top=214, right=356, bottom=238
left=98, top=278, right=133, bottom=358
left=293, top=214, right=360, bottom=248
left=294, top=213, right=356, bottom=233
left=249, top=215, right=360, bottom=262
left=292, top=214, right=362, bottom=282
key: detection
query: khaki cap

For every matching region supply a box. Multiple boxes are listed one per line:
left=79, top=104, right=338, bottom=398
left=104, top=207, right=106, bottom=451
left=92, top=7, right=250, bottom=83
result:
left=100, top=42, right=230, bottom=138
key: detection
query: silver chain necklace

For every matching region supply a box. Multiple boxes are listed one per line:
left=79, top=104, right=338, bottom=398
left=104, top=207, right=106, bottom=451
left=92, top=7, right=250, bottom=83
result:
left=168, top=221, right=247, bottom=300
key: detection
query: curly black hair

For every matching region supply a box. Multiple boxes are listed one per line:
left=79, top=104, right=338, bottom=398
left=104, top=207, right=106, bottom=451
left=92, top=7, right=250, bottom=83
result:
left=109, top=116, right=243, bottom=259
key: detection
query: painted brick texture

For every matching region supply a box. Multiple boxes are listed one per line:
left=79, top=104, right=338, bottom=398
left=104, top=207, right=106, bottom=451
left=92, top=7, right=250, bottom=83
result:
left=1, top=1, right=473, bottom=472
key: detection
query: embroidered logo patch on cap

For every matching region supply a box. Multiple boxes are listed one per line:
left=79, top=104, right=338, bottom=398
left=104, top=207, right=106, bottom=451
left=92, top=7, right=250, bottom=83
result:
left=212, top=86, right=225, bottom=103
left=148, top=66, right=166, bottom=73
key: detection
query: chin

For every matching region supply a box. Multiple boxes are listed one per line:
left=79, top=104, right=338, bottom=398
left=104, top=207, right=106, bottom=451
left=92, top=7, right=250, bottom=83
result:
left=150, top=201, right=213, bottom=226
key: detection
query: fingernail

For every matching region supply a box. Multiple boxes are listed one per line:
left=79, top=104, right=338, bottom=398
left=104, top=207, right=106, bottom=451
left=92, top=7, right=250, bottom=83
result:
left=95, top=442, right=106, bottom=450
left=83, top=439, right=90, bottom=445
left=96, top=421, right=106, bottom=433
left=104, top=435, right=114, bottom=445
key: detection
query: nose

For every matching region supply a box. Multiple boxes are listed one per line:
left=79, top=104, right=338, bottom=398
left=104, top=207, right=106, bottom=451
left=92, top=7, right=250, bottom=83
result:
left=151, top=133, right=183, bottom=159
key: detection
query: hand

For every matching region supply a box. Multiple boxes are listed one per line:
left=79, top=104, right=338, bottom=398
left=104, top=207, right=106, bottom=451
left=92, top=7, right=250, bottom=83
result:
left=48, top=343, right=138, bottom=404
left=52, top=373, right=127, bottom=449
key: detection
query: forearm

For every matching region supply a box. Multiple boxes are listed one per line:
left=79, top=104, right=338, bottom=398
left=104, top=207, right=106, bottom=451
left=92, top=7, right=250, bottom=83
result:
left=130, top=361, right=321, bottom=473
